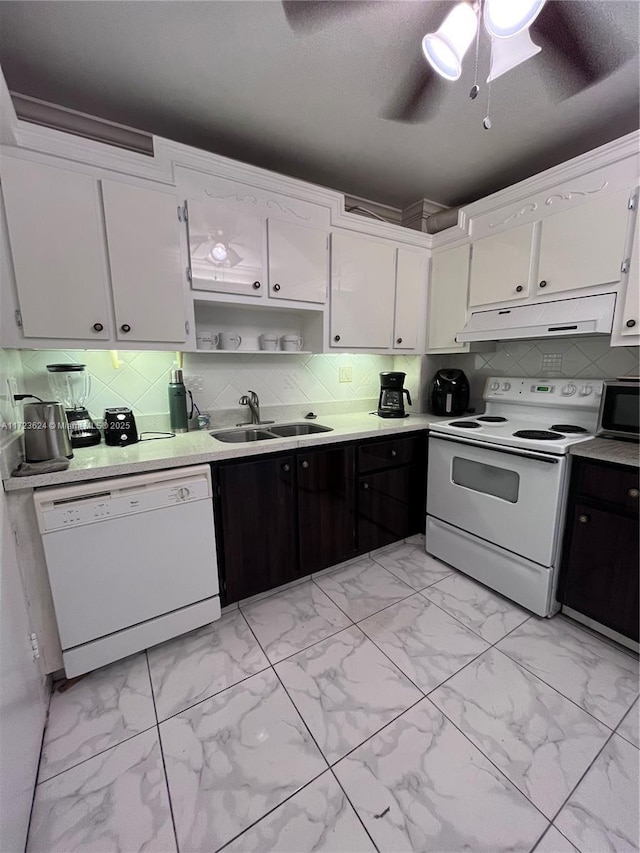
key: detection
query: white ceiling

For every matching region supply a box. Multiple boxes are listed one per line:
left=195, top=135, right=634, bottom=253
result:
left=0, top=1, right=638, bottom=209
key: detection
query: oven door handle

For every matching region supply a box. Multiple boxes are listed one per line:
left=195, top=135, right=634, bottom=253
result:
left=429, top=433, right=561, bottom=464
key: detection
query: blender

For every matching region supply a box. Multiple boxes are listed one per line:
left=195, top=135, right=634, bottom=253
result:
left=47, top=364, right=101, bottom=448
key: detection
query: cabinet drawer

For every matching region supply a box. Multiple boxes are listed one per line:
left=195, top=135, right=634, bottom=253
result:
left=576, top=459, right=639, bottom=512
left=358, top=435, right=418, bottom=473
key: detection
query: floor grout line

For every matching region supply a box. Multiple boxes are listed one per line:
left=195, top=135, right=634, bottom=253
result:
left=327, top=766, right=380, bottom=853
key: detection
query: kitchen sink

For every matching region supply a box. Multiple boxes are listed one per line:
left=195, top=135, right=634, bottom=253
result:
left=210, top=422, right=333, bottom=443
left=211, top=428, right=278, bottom=443
left=268, top=423, right=333, bottom=437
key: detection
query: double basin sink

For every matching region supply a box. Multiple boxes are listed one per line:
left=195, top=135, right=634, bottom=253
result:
left=211, top=422, right=333, bottom=443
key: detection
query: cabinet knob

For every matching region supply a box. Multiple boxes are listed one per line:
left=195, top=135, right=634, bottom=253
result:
left=334, top=335, right=341, bottom=342
left=578, top=514, right=590, bottom=524
left=396, top=337, right=403, bottom=344
left=391, top=449, right=397, bottom=457
left=92, top=322, right=104, bottom=332
left=282, top=463, right=291, bottom=472
left=629, top=488, right=639, bottom=499
left=301, top=460, right=309, bottom=469
left=515, top=285, right=523, bottom=293
left=120, top=323, right=131, bottom=333
left=273, top=283, right=281, bottom=292
left=539, top=280, right=547, bottom=288
left=362, top=481, right=369, bottom=489
left=626, top=319, right=637, bottom=328
left=252, top=281, right=261, bottom=290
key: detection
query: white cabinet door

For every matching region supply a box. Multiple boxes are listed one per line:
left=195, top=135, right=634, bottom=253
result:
left=469, top=222, right=534, bottom=307
left=186, top=197, right=264, bottom=298
left=267, top=219, right=327, bottom=304
left=102, top=181, right=187, bottom=343
left=393, top=249, right=426, bottom=350
left=619, top=202, right=639, bottom=339
left=330, top=232, right=395, bottom=349
left=537, top=190, right=631, bottom=297
left=427, top=245, right=470, bottom=352
left=1, top=158, right=111, bottom=340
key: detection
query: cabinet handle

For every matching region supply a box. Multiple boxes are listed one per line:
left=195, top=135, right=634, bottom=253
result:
left=273, top=283, right=281, bottom=292
left=120, top=324, right=131, bottom=333
left=629, top=488, right=639, bottom=499
left=282, top=463, right=291, bottom=472
left=334, top=335, right=341, bottom=342
left=92, top=322, right=104, bottom=332
left=626, top=319, right=637, bottom=328
left=391, top=449, right=397, bottom=457
left=515, top=285, right=523, bottom=293
left=578, top=514, right=590, bottom=523
left=301, top=460, right=309, bottom=469
left=539, top=280, right=547, bottom=288
left=396, top=337, right=403, bottom=344
left=362, top=481, right=369, bottom=489
left=252, top=281, right=261, bottom=290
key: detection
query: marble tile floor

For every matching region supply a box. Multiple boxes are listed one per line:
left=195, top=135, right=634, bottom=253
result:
left=27, top=540, right=639, bottom=853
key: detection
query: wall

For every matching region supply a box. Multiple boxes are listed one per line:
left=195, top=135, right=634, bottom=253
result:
left=16, top=350, right=433, bottom=428
left=0, top=348, right=24, bottom=476
left=433, top=337, right=640, bottom=411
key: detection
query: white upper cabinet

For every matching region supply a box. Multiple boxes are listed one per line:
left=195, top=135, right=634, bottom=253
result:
left=267, top=218, right=327, bottom=304
left=186, top=196, right=264, bottom=298
left=468, top=222, right=535, bottom=307
left=617, top=196, right=639, bottom=341
left=536, top=189, right=631, bottom=297
left=330, top=232, right=396, bottom=349
left=1, top=157, right=111, bottom=340
left=102, top=181, right=186, bottom=343
left=393, top=249, right=426, bottom=350
left=427, top=245, right=470, bottom=352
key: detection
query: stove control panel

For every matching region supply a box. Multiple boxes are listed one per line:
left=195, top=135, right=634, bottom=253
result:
left=484, top=377, right=604, bottom=408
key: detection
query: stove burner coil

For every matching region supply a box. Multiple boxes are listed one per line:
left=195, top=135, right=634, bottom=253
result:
left=513, top=430, right=563, bottom=440
left=476, top=416, right=508, bottom=423
left=549, top=424, right=589, bottom=434
left=450, top=421, right=482, bottom=428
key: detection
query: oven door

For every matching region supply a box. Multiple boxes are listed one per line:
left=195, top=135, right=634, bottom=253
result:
left=427, top=435, right=566, bottom=567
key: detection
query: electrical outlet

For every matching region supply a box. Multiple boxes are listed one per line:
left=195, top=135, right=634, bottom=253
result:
left=339, top=366, right=352, bottom=383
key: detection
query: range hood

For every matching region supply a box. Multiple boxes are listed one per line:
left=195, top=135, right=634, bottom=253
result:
left=456, top=293, right=616, bottom=343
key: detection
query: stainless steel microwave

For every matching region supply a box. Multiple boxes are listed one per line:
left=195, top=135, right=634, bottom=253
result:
left=597, top=380, right=640, bottom=440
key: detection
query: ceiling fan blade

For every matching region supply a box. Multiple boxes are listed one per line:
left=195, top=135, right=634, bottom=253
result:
left=281, top=0, right=370, bottom=32
left=531, top=1, right=634, bottom=98
left=383, top=58, right=446, bottom=123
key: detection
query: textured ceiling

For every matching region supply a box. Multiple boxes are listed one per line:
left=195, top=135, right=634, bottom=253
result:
left=0, top=1, right=638, bottom=209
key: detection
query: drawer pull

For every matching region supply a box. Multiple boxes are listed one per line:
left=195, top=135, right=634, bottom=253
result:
left=629, top=488, right=639, bottom=499
left=362, top=481, right=369, bottom=489
left=282, top=463, right=290, bottom=472
left=92, top=322, right=104, bottom=332
left=301, top=460, right=309, bottom=469
left=515, top=285, right=523, bottom=293
left=273, top=283, right=281, bottom=292
left=391, top=450, right=397, bottom=457
left=120, top=323, right=131, bottom=333
left=252, top=281, right=261, bottom=290
left=578, top=514, right=590, bottom=524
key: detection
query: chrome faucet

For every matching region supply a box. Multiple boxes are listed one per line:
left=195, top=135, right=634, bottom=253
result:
left=237, top=391, right=274, bottom=426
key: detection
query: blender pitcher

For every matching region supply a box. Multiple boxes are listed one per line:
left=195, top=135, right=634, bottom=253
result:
left=47, top=364, right=101, bottom=447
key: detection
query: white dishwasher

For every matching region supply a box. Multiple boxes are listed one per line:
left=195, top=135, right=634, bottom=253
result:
left=34, top=465, right=221, bottom=677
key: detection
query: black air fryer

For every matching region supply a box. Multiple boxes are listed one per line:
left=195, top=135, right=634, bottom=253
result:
left=430, top=369, right=470, bottom=416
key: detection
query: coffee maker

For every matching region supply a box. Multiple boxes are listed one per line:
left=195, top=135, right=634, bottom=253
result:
left=429, top=369, right=470, bottom=416
left=378, top=372, right=412, bottom=418
left=47, top=364, right=101, bottom=448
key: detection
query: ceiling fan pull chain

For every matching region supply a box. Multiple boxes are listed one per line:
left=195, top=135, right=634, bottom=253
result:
left=470, top=0, right=482, bottom=100
left=483, top=33, right=492, bottom=130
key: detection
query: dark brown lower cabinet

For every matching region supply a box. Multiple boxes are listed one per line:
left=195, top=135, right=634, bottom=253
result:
left=297, top=445, right=356, bottom=575
left=558, top=457, right=639, bottom=642
left=216, top=454, right=297, bottom=604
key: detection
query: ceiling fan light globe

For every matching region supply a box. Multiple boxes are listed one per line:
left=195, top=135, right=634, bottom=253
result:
left=422, top=2, right=478, bottom=81
left=209, top=242, right=229, bottom=263
left=484, top=0, right=546, bottom=39
left=487, top=29, right=541, bottom=81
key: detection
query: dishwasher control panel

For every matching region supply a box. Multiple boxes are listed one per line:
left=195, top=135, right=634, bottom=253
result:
left=34, top=466, right=212, bottom=532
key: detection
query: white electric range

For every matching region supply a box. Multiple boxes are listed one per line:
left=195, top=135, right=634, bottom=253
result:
left=426, top=377, right=604, bottom=617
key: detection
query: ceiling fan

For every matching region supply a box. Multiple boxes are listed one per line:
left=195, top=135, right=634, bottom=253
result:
left=282, top=0, right=634, bottom=124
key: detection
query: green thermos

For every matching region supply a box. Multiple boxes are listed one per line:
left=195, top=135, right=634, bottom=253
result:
left=168, top=368, right=189, bottom=433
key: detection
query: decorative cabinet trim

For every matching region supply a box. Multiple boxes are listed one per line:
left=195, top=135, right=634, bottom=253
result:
left=545, top=180, right=609, bottom=207
left=489, top=203, right=538, bottom=229
left=203, top=189, right=312, bottom=221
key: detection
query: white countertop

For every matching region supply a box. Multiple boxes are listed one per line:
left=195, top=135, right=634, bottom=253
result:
left=4, top=413, right=443, bottom=491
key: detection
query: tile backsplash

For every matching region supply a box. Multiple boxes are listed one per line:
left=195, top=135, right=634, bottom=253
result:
left=0, top=348, right=23, bottom=440
left=16, top=350, right=430, bottom=427
left=437, top=337, right=640, bottom=410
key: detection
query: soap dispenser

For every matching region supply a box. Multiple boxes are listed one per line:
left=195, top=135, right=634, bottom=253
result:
left=168, top=369, right=189, bottom=433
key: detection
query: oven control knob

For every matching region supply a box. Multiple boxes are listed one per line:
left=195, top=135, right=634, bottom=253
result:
left=561, top=383, right=577, bottom=396
left=490, top=381, right=500, bottom=391
left=501, top=382, right=511, bottom=391
left=578, top=384, right=593, bottom=396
